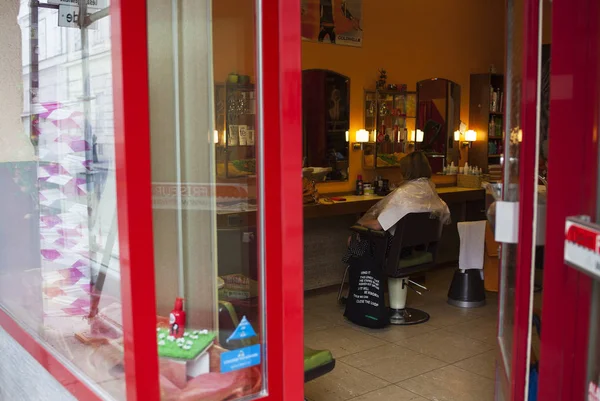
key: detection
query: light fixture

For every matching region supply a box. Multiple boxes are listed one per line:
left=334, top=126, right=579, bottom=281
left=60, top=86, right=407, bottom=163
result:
left=454, top=130, right=461, bottom=141
left=214, top=130, right=219, bottom=144
left=345, top=130, right=349, bottom=142
left=409, top=129, right=424, bottom=143
left=459, top=129, right=477, bottom=148
left=353, top=129, right=370, bottom=150
left=465, top=129, right=477, bottom=142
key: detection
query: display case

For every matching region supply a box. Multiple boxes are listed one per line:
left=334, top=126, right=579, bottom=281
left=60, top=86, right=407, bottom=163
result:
left=364, top=89, right=409, bottom=168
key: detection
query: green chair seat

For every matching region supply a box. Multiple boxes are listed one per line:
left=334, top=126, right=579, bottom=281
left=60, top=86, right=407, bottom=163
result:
left=398, top=250, right=433, bottom=269
left=304, top=346, right=334, bottom=372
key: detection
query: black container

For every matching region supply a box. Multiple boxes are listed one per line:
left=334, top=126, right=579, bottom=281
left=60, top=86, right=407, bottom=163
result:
left=447, top=269, right=486, bottom=308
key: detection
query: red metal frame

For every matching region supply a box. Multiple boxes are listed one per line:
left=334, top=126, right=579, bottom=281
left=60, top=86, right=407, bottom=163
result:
left=110, top=0, right=160, bottom=399
left=260, top=0, right=305, bottom=399
left=538, top=0, right=600, bottom=398
left=0, top=308, right=103, bottom=401
left=510, top=0, right=541, bottom=399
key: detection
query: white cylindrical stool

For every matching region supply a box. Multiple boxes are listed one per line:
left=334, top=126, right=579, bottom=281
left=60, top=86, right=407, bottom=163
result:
left=388, top=277, right=430, bottom=325
left=447, top=221, right=487, bottom=308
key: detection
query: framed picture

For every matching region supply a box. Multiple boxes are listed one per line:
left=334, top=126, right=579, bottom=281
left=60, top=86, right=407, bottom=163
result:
left=406, top=92, right=417, bottom=118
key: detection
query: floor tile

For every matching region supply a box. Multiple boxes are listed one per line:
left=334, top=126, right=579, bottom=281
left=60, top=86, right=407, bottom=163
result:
left=346, top=320, right=440, bottom=343
left=305, top=305, right=347, bottom=333
left=304, top=361, right=389, bottom=401
left=445, top=316, right=498, bottom=346
left=419, top=303, right=482, bottom=328
left=349, top=385, right=428, bottom=401
left=453, top=349, right=498, bottom=380
left=398, top=365, right=495, bottom=401
left=340, top=343, right=447, bottom=383
left=396, top=329, right=493, bottom=363
left=304, top=325, right=387, bottom=358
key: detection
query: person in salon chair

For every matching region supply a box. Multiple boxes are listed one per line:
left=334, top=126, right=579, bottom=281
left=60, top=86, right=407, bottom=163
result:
left=344, top=152, right=450, bottom=262
left=357, top=151, right=450, bottom=232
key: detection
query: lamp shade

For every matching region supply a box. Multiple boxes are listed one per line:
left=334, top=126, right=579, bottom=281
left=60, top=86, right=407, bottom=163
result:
left=214, top=130, right=219, bottom=144
left=465, top=130, right=477, bottom=142
left=345, top=130, right=349, bottom=142
left=454, top=130, right=460, bottom=141
left=356, top=129, right=369, bottom=143
left=410, top=130, right=424, bottom=142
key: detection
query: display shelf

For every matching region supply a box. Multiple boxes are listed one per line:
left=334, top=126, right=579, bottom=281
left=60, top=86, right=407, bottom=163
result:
left=468, top=73, right=505, bottom=172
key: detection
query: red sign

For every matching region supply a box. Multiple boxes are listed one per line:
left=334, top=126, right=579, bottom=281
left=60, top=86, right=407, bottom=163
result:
left=565, top=221, right=600, bottom=254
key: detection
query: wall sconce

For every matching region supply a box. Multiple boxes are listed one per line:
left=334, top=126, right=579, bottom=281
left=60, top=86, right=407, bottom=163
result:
left=454, top=130, right=461, bottom=141
left=408, top=129, right=424, bottom=143
left=353, top=129, right=370, bottom=150
left=345, top=130, right=349, bottom=142
left=462, top=129, right=477, bottom=148
left=214, top=130, right=219, bottom=144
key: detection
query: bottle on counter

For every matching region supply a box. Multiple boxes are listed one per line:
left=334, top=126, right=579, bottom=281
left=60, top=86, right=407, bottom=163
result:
left=356, top=174, right=364, bottom=195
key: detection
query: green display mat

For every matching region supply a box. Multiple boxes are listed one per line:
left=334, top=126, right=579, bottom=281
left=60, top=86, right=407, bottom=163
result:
left=157, top=328, right=215, bottom=360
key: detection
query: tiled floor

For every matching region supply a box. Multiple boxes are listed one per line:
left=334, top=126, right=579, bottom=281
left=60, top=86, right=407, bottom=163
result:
left=304, top=267, right=498, bottom=401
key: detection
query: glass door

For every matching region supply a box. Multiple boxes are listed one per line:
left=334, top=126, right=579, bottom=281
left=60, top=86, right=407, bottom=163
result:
left=145, top=0, right=303, bottom=400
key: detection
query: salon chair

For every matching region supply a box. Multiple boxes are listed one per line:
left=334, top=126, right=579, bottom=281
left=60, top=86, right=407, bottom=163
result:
left=339, top=212, right=443, bottom=325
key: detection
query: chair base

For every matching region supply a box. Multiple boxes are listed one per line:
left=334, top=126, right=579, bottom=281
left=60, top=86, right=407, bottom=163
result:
left=389, top=308, right=430, bottom=325
left=447, top=269, right=486, bottom=308
left=447, top=298, right=486, bottom=308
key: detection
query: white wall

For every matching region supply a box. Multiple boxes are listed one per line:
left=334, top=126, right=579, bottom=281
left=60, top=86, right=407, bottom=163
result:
left=0, top=0, right=34, bottom=162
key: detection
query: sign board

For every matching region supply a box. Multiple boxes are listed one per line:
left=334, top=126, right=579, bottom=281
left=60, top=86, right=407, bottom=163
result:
left=220, top=344, right=261, bottom=373
left=58, top=5, right=97, bottom=29
left=48, top=0, right=106, bottom=9
left=564, top=216, right=600, bottom=280
left=152, top=182, right=251, bottom=211
left=226, top=316, right=257, bottom=343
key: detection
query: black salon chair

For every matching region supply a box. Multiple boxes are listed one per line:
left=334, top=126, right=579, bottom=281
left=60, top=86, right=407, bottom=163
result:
left=339, top=212, right=443, bottom=325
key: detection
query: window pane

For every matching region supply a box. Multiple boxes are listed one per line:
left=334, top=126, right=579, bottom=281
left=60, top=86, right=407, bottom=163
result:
left=148, top=0, right=266, bottom=399
left=0, top=1, right=125, bottom=399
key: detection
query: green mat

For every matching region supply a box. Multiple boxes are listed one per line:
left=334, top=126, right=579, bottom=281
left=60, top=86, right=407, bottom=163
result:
left=157, top=328, right=215, bottom=360
left=304, top=346, right=334, bottom=372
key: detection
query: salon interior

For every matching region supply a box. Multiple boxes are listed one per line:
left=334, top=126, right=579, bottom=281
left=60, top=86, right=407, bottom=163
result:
left=213, top=1, right=550, bottom=400
left=0, top=0, right=558, bottom=399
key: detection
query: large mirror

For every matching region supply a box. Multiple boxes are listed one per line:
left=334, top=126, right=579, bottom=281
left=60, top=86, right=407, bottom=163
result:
left=302, top=69, right=350, bottom=182
left=416, top=78, right=461, bottom=173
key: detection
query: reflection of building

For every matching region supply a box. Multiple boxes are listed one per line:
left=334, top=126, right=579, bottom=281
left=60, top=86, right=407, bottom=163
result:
left=18, top=0, right=114, bottom=156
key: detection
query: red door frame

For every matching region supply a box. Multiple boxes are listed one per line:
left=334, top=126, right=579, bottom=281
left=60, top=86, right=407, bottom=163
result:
left=0, top=0, right=305, bottom=399
left=511, top=0, right=541, bottom=399
left=538, top=0, right=600, bottom=399
left=260, top=0, right=305, bottom=399
left=495, top=0, right=541, bottom=399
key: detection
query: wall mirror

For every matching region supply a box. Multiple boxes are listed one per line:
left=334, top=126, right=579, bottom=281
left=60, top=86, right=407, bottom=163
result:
left=416, top=78, right=461, bottom=173
left=302, top=69, right=350, bottom=182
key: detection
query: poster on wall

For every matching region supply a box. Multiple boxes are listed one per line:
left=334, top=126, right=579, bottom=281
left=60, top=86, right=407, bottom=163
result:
left=301, top=0, right=363, bottom=47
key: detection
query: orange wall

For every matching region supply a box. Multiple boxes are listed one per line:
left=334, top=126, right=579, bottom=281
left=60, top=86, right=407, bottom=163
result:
left=213, top=0, right=506, bottom=193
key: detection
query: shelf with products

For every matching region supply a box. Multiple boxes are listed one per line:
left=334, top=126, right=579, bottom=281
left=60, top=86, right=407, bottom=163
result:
left=469, top=73, right=505, bottom=172
left=215, top=82, right=258, bottom=178
left=364, top=89, right=410, bottom=169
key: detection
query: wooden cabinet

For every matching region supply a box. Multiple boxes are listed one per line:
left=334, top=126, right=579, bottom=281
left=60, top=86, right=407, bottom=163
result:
left=468, top=73, right=504, bottom=173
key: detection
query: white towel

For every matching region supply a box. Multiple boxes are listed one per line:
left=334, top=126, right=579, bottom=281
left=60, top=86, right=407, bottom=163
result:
left=458, top=221, right=487, bottom=270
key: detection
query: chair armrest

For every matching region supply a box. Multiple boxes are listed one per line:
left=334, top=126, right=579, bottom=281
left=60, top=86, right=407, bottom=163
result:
left=350, top=225, right=387, bottom=238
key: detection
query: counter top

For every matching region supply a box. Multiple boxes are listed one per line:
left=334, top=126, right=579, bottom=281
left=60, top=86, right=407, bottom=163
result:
left=216, top=186, right=484, bottom=226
